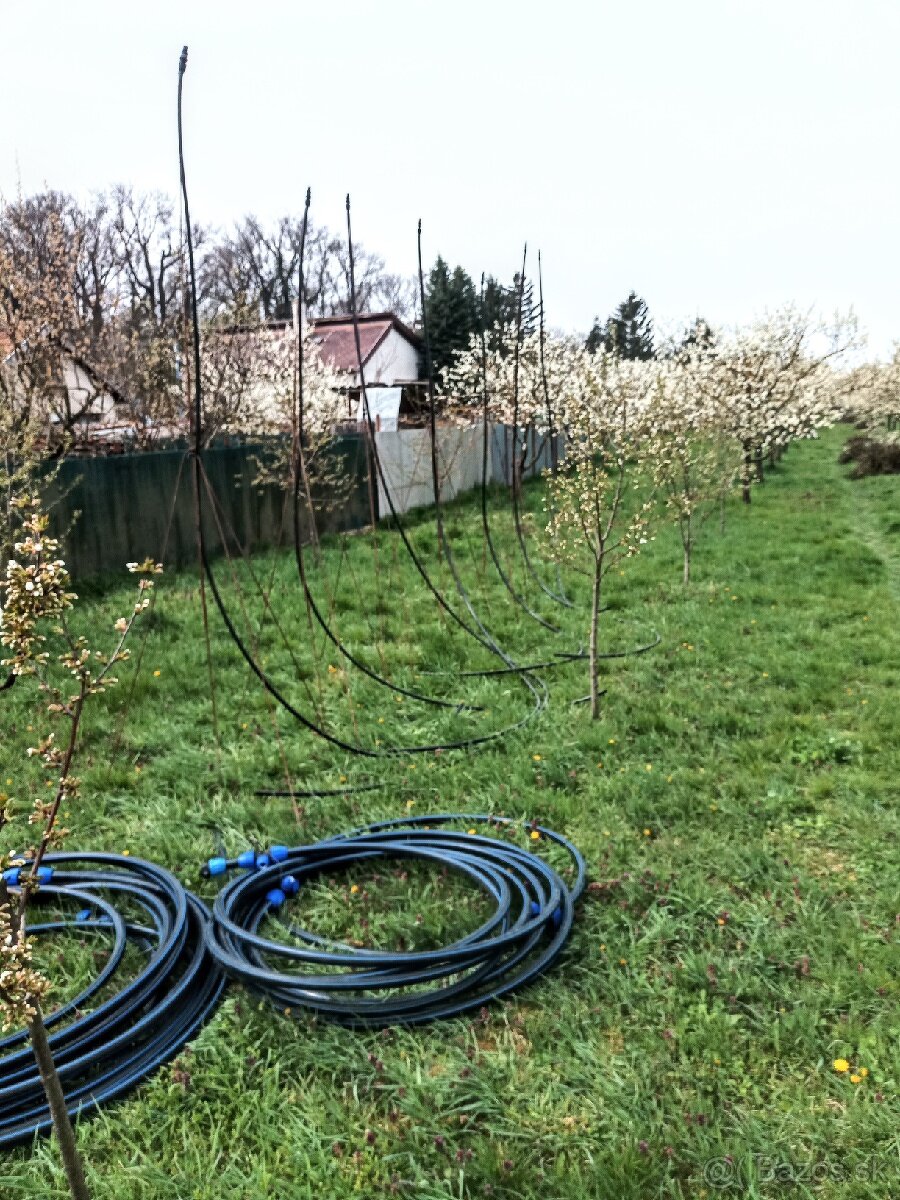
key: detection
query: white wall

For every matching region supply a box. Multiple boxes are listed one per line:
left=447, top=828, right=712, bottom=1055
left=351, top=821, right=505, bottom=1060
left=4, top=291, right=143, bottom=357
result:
left=362, top=328, right=420, bottom=386
left=374, top=422, right=562, bottom=517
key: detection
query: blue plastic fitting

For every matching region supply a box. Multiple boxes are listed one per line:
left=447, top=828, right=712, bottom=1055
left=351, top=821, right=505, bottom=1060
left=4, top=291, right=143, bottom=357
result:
left=530, top=900, right=541, bottom=917
left=2, top=866, right=52, bottom=886
left=236, top=850, right=257, bottom=869
left=269, top=845, right=289, bottom=863
left=207, top=857, right=228, bottom=877
left=255, top=854, right=270, bottom=869
left=281, top=875, right=299, bottom=897
left=266, top=887, right=286, bottom=908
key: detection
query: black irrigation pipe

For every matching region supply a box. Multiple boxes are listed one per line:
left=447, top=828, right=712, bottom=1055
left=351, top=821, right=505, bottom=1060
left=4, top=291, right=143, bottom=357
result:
left=286, top=191, right=479, bottom=716
left=201, top=813, right=584, bottom=1027
left=412, top=220, right=551, bottom=681
left=0, top=852, right=223, bottom=1150
left=507, top=245, right=570, bottom=609
left=425, top=631, right=662, bottom=679
left=179, top=56, right=543, bottom=758
left=344, top=203, right=549, bottom=723
left=536, top=250, right=573, bottom=608
left=346, top=203, right=521, bottom=668
left=476, top=271, right=561, bottom=634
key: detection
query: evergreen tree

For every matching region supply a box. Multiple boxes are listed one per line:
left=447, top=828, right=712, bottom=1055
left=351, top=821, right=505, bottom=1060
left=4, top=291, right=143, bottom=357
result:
left=586, top=292, right=654, bottom=359
left=425, top=257, right=478, bottom=377
left=585, top=317, right=605, bottom=354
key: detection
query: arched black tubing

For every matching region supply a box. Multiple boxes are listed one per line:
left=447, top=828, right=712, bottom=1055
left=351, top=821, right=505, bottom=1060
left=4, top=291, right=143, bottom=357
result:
left=179, top=57, right=543, bottom=756
left=507, top=244, right=570, bottom=607
left=475, top=270, right=562, bottom=632
left=287, top=191, right=479, bottom=713
left=536, top=250, right=573, bottom=606
left=411, top=218, right=556, bottom=677
left=345, top=200, right=549, bottom=727
left=423, top=630, right=661, bottom=678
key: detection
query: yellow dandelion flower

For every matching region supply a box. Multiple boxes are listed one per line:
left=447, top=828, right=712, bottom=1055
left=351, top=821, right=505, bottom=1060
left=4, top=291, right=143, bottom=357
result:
left=467, top=829, right=477, bottom=835
left=153, top=670, right=161, bottom=678
left=599, top=944, right=606, bottom=952
left=597, top=762, right=604, bottom=769
left=532, top=754, right=542, bottom=762
left=619, top=957, right=627, bottom=965
left=350, top=884, right=360, bottom=895
left=530, top=830, right=541, bottom=841
left=122, top=849, right=130, bottom=857
left=762, top=672, right=768, bottom=678
left=645, top=763, right=652, bottom=772
left=850, top=1074, right=861, bottom=1084
left=339, top=775, right=347, bottom=784
left=643, top=828, right=652, bottom=837
left=833, top=1058, right=850, bottom=1073
left=716, top=917, right=725, bottom=926
left=608, top=738, right=616, bottom=745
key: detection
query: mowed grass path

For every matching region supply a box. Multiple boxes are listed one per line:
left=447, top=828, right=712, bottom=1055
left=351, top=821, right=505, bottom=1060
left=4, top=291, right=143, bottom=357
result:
left=1, top=427, right=897, bottom=1198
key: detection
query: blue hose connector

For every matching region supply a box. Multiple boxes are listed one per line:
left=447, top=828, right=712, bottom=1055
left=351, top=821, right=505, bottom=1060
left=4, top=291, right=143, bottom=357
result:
left=265, top=887, right=286, bottom=908
left=281, top=875, right=299, bottom=897
left=206, top=857, right=228, bottom=877
left=270, top=845, right=289, bottom=863
left=2, top=866, right=53, bottom=886
left=236, top=850, right=257, bottom=870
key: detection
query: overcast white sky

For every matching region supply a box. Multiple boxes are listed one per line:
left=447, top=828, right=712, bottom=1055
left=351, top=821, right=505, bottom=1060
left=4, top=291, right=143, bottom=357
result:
left=2, top=1, right=898, bottom=354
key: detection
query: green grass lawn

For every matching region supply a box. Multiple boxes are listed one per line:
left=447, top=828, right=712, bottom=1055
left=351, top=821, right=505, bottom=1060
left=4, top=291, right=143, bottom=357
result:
left=1, top=426, right=898, bottom=1198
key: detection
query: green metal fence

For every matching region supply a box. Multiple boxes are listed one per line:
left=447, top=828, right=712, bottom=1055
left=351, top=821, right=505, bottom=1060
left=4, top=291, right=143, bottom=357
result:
left=46, top=439, right=371, bottom=579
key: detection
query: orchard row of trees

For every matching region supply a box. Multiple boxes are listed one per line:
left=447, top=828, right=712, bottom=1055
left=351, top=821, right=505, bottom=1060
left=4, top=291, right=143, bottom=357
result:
left=441, top=306, right=862, bottom=714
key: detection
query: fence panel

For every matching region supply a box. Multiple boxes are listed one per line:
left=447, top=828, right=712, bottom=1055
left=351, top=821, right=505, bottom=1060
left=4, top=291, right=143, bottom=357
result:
left=46, top=440, right=370, bottom=579
left=43, top=426, right=560, bottom=577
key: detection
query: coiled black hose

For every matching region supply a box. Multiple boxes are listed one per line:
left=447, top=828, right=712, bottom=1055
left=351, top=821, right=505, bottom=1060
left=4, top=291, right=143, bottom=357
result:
left=0, top=854, right=224, bottom=1150
left=203, top=814, right=584, bottom=1027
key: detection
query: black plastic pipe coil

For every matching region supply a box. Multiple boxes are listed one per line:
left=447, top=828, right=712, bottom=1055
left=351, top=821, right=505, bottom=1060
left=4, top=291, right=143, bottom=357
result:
left=203, top=814, right=585, bottom=1026
left=0, top=854, right=224, bottom=1150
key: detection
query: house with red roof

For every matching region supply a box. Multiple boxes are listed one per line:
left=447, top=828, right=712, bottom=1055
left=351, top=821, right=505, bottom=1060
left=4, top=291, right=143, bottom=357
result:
left=309, top=311, right=422, bottom=390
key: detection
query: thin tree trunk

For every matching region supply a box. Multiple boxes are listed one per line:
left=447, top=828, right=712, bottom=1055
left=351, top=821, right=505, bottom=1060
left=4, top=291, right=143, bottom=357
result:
left=589, top=556, right=603, bottom=719
left=742, top=443, right=752, bottom=504
left=28, top=1005, right=91, bottom=1200
left=681, top=513, right=692, bottom=585
left=754, top=447, right=764, bottom=484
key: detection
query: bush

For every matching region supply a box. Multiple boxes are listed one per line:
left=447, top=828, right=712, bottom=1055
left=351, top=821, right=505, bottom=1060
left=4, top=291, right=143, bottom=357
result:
left=839, top=435, right=900, bottom=478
